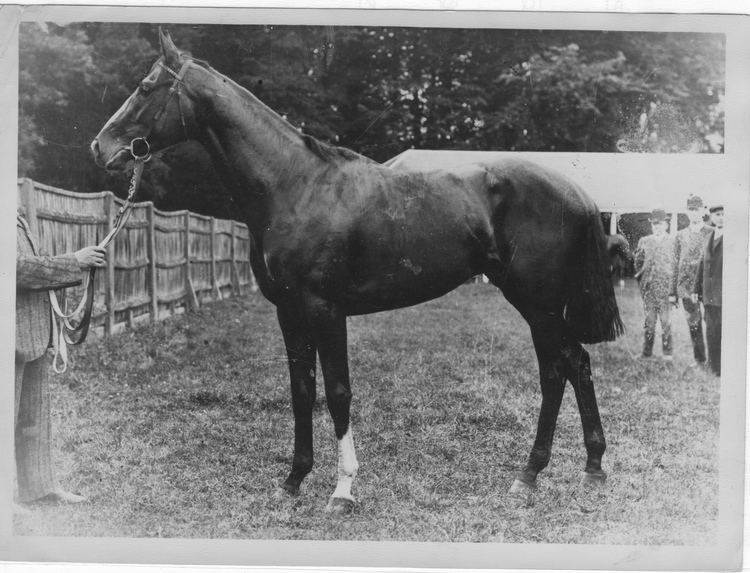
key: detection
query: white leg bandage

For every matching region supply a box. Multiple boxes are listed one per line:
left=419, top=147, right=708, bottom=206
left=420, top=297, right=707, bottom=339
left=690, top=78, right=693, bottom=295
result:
left=330, top=427, right=358, bottom=501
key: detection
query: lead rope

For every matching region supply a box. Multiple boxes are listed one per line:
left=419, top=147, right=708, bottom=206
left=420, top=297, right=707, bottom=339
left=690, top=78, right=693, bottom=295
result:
left=50, top=139, right=151, bottom=373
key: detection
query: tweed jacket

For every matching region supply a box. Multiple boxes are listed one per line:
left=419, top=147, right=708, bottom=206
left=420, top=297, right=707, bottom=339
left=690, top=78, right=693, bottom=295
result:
left=670, top=224, right=713, bottom=299
left=634, top=233, right=675, bottom=305
left=695, top=230, right=723, bottom=307
left=16, top=216, right=83, bottom=362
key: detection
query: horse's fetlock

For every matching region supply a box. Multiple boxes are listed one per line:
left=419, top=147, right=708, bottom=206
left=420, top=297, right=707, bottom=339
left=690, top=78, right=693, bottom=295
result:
left=528, top=447, right=551, bottom=471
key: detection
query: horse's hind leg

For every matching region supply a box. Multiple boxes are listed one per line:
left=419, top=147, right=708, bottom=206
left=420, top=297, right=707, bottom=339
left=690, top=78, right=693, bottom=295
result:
left=563, top=342, right=607, bottom=486
left=277, top=304, right=317, bottom=495
left=510, top=315, right=568, bottom=493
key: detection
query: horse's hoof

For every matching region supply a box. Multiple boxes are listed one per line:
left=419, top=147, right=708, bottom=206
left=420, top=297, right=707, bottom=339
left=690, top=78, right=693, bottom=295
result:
left=509, top=477, right=536, bottom=495
left=272, top=488, right=288, bottom=501
left=274, top=482, right=299, bottom=499
left=580, top=469, right=607, bottom=488
left=325, top=496, right=355, bottom=516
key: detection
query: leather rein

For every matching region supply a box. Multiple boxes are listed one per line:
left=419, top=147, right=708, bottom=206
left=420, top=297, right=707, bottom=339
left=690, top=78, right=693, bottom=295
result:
left=50, top=141, right=150, bottom=372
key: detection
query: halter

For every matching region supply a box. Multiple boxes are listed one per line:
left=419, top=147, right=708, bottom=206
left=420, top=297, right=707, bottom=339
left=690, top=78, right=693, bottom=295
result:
left=137, top=58, right=194, bottom=144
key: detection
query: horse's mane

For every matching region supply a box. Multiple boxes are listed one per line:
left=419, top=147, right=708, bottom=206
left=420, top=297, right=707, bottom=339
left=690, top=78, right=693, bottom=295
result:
left=301, top=134, right=377, bottom=165
left=183, top=52, right=377, bottom=166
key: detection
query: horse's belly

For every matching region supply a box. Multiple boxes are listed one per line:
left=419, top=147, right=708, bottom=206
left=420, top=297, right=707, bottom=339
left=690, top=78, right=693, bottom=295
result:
left=338, top=259, right=476, bottom=315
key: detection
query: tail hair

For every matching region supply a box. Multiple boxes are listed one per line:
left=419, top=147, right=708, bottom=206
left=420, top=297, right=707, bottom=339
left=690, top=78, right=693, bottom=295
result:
left=565, top=216, right=625, bottom=343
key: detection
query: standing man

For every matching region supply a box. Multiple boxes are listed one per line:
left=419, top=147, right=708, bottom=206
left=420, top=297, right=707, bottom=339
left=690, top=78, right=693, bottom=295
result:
left=669, top=195, right=712, bottom=367
left=693, top=204, right=723, bottom=376
left=634, top=209, right=676, bottom=362
left=16, top=207, right=106, bottom=511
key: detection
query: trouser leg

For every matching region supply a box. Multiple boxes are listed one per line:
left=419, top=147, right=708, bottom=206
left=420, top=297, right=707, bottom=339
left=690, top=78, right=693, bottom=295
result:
left=659, top=305, right=673, bottom=356
left=682, top=297, right=706, bottom=363
left=15, top=355, right=57, bottom=502
left=642, top=305, right=657, bottom=357
left=704, top=305, right=722, bottom=376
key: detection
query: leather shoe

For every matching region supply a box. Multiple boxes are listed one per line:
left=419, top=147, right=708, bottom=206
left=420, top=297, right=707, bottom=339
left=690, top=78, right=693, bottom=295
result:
left=37, top=490, right=87, bottom=504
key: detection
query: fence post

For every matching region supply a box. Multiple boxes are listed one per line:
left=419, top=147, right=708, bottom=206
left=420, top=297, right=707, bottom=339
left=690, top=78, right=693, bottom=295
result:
left=19, top=179, right=40, bottom=238
left=184, top=212, right=199, bottom=311
left=105, top=193, right=116, bottom=336
left=230, top=220, right=242, bottom=296
left=147, top=203, right=158, bottom=322
left=210, top=217, right=222, bottom=301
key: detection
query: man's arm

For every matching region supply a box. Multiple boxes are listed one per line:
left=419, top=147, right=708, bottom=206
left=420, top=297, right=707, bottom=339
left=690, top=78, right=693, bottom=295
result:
left=16, top=253, right=83, bottom=292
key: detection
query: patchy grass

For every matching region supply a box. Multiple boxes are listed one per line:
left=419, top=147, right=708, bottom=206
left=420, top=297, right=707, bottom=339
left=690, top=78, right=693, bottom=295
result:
left=15, top=281, right=719, bottom=544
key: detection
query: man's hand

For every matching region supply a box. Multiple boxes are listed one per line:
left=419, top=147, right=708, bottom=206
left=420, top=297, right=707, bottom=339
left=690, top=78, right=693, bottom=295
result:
left=74, top=246, right=106, bottom=269
left=691, top=293, right=700, bottom=303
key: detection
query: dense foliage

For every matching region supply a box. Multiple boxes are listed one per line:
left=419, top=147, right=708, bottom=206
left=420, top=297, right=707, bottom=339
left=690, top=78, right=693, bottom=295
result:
left=19, top=23, right=725, bottom=219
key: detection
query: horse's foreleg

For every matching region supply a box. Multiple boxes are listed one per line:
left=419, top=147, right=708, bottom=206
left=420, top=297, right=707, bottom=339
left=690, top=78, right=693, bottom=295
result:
left=305, top=297, right=358, bottom=515
left=510, top=318, right=567, bottom=494
left=277, top=305, right=317, bottom=495
left=564, top=343, right=607, bottom=487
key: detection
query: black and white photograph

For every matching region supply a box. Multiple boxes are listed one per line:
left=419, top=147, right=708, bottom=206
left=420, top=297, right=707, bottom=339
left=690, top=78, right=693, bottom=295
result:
left=1, top=3, right=748, bottom=571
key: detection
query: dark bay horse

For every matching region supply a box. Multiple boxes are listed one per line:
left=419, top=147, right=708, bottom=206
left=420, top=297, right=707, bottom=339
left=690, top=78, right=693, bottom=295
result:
left=92, top=29, right=622, bottom=514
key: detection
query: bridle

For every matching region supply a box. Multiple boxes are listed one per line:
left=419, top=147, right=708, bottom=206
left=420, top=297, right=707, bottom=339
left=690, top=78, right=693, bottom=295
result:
left=135, top=57, right=194, bottom=146
left=49, top=59, right=194, bottom=372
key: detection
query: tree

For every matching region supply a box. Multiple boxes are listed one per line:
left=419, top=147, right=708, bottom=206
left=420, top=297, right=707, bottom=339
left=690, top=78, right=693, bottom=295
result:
left=18, top=24, right=726, bottom=220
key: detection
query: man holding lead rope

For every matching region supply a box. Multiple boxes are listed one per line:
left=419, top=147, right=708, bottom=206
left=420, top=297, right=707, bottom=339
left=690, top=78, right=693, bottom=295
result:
left=14, top=206, right=106, bottom=514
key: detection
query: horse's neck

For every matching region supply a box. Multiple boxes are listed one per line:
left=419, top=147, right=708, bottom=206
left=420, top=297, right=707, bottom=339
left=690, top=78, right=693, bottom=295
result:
left=195, top=68, right=322, bottom=227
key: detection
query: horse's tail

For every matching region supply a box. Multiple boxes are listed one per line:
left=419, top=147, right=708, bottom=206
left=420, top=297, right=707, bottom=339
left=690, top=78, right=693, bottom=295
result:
left=565, top=214, right=624, bottom=343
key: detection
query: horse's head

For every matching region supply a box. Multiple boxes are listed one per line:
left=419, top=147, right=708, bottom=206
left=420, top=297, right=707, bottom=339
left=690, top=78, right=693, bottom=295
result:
left=91, top=28, right=199, bottom=171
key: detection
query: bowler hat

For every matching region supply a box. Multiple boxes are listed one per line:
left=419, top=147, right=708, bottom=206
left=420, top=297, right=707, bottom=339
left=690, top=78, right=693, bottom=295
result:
left=686, top=195, right=703, bottom=210
left=648, top=208, right=667, bottom=223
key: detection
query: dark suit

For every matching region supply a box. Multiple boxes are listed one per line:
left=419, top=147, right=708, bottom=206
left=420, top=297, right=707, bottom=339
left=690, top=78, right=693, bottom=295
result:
left=671, top=225, right=712, bottom=363
left=16, top=215, right=82, bottom=501
left=695, top=230, right=722, bottom=376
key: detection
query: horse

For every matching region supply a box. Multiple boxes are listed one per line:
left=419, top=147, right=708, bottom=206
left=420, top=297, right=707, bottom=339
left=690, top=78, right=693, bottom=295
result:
left=91, top=29, right=623, bottom=514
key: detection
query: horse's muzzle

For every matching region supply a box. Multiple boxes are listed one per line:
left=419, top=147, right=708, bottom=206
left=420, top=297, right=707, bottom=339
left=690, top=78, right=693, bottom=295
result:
left=91, top=138, right=130, bottom=171
left=90, top=138, right=104, bottom=167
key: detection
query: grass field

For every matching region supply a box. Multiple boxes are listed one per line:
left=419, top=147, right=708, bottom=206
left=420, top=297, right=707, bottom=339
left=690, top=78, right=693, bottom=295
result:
left=14, top=280, right=720, bottom=544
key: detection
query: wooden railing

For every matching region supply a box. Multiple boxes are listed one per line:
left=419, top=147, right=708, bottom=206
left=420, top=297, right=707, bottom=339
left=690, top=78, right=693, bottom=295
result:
left=17, top=178, right=256, bottom=336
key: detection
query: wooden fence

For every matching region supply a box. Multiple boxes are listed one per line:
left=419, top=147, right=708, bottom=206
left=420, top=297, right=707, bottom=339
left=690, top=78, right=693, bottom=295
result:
left=17, top=178, right=256, bottom=336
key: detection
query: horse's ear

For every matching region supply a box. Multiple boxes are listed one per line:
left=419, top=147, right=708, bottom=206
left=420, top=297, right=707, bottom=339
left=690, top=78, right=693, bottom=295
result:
left=158, top=27, right=181, bottom=66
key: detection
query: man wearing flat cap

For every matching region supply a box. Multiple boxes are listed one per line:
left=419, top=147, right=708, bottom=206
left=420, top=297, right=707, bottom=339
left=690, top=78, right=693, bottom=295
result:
left=670, top=195, right=712, bottom=367
left=693, top=204, right=723, bottom=376
left=635, top=208, right=676, bottom=361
